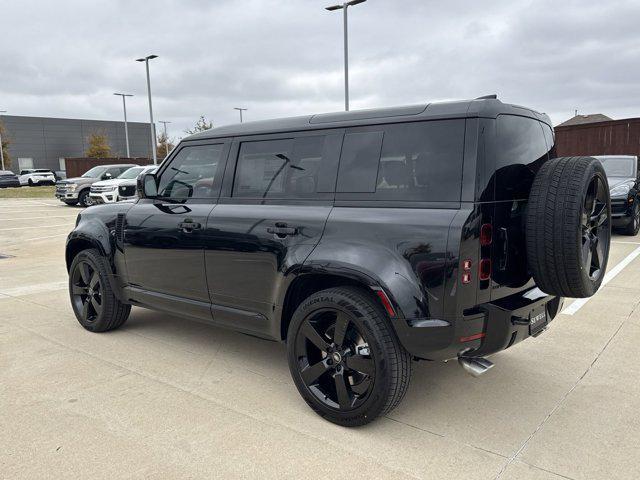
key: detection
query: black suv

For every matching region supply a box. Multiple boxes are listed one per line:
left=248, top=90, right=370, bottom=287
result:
left=65, top=98, right=611, bottom=426
left=595, top=155, right=640, bottom=235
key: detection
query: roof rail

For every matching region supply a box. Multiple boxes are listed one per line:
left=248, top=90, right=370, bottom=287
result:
left=475, top=94, right=497, bottom=100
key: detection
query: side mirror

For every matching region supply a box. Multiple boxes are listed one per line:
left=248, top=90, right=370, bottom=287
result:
left=102, top=172, right=112, bottom=180
left=138, top=173, right=158, bottom=199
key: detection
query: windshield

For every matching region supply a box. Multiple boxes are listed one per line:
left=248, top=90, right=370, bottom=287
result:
left=117, top=166, right=144, bottom=179
left=81, top=166, right=109, bottom=178
left=599, top=157, right=636, bottom=178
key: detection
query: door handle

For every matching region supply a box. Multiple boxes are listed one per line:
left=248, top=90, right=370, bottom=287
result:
left=267, top=223, right=298, bottom=238
left=179, top=221, right=201, bottom=233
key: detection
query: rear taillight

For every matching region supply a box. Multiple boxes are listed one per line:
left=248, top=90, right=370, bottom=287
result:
left=479, top=222, right=493, bottom=284
left=462, top=259, right=472, bottom=284
left=479, top=258, right=492, bottom=281
left=480, top=223, right=493, bottom=246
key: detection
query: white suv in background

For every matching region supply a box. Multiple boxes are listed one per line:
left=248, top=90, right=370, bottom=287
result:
left=19, top=169, right=56, bottom=186
left=89, top=165, right=157, bottom=204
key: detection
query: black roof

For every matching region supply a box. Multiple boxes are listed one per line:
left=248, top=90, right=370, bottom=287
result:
left=184, top=98, right=552, bottom=142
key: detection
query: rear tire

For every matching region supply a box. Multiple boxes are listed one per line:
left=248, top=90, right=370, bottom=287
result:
left=287, top=286, right=412, bottom=426
left=28, top=179, right=34, bottom=186
left=526, top=156, right=611, bottom=298
left=69, top=249, right=131, bottom=332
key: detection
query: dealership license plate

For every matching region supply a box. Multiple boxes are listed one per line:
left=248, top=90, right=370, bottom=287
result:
left=529, top=306, right=548, bottom=336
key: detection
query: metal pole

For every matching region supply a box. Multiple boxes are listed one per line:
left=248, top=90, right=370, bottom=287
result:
left=343, top=4, right=349, bottom=111
left=159, top=121, right=171, bottom=157
left=326, top=1, right=366, bottom=111
left=122, top=96, right=130, bottom=158
left=144, top=60, right=157, bottom=164
left=234, top=107, right=247, bottom=123
left=0, top=110, right=6, bottom=170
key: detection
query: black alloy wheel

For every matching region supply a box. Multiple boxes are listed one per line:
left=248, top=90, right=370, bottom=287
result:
left=70, top=260, right=103, bottom=323
left=581, top=175, right=610, bottom=282
left=68, top=249, right=131, bottom=332
left=287, top=287, right=412, bottom=426
left=294, top=308, right=375, bottom=411
left=526, top=156, right=612, bottom=297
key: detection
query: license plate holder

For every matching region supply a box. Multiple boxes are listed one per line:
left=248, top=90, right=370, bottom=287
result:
left=529, top=305, right=548, bottom=336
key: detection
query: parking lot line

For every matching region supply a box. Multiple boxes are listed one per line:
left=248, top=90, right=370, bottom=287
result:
left=612, top=240, right=640, bottom=245
left=0, top=222, right=75, bottom=231
left=0, top=215, right=79, bottom=221
left=3, top=233, right=69, bottom=245
left=561, top=244, right=640, bottom=315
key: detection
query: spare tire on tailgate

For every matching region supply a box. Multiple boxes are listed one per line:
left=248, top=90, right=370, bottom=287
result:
left=526, top=156, right=611, bottom=298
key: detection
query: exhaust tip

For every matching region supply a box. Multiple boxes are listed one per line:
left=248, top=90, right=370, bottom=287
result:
left=458, top=356, right=494, bottom=377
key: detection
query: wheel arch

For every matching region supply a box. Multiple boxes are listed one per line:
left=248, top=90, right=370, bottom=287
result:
left=279, top=268, right=398, bottom=341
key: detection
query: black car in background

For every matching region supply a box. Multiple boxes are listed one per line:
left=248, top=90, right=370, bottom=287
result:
left=64, top=98, right=612, bottom=426
left=0, top=170, right=20, bottom=188
left=595, top=155, right=640, bottom=235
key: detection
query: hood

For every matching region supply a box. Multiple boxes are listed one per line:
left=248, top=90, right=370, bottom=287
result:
left=92, top=178, right=133, bottom=188
left=59, top=177, right=95, bottom=185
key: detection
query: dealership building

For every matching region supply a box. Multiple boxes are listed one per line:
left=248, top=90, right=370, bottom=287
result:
left=0, top=114, right=153, bottom=173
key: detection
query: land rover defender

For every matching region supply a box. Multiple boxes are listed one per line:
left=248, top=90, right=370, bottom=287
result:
left=65, top=98, right=611, bottom=425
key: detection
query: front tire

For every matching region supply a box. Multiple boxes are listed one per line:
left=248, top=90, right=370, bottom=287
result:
left=78, top=190, right=93, bottom=207
left=623, top=202, right=640, bottom=236
left=69, top=249, right=131, bottom=332
left=287, top=286, right=412, bottom=426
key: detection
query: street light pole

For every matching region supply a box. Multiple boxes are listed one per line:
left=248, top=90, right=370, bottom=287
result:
left=234, top=107, right=247, bottom=123
left=136, top=54, right=159, bottom=164
left=159, top=120, right=171, bottom=158
left=325, top=0, right=366, bottom=111
left=0, top=110, right=6, bottom=170
left=113, top=93, right=133, bottom=158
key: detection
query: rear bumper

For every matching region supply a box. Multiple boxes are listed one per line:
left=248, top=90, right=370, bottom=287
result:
left=395, top=287, right=562, bottom=361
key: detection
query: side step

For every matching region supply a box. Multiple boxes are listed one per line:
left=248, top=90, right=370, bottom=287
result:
left=458, top=356, right=494, bottom=377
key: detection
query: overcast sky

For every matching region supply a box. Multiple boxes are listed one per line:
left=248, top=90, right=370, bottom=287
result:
left=1, top=0, right=639, bottom=139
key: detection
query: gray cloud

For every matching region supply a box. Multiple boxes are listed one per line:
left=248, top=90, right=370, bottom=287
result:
left=1, top=0, right=638, bottom=140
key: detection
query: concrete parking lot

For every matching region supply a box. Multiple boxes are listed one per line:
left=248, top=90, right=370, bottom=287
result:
left=1, top=198, right=639, bottom=480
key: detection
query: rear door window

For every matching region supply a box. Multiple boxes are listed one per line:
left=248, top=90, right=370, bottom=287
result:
left=495, top=115, right=550, bottom=201
left=232, top=134, right=341, bottom=199
left=336, top=120, right=465, bottom=202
